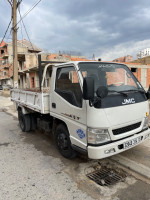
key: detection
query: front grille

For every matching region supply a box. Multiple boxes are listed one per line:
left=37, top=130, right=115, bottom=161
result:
left=112, top=122, right=141, bottom=135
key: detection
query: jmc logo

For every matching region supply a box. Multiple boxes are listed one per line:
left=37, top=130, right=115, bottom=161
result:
left=122, top=98, right=135, bottom=105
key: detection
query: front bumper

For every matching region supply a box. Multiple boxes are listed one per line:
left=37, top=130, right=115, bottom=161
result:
left=88, top=128, right=150, bottom=159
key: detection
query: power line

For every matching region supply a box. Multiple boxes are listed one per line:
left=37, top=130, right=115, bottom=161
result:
left=1, top=0, right=17, bottom=44
left=13, top=0, right=42, bottom=29
left=17, top=0, right=22, bottom=8
left=0, top=17, right=12, bottom=44
left=18, top=7, right=23, bottom=44
left=6, top=29, right=12, bottom=43
left=18, top=7, right=35, bottom=51
left=7, top=0, right=12, bottom=7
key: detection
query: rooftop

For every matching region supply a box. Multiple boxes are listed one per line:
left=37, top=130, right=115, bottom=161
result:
left=6, top=39, right=42, bottom=52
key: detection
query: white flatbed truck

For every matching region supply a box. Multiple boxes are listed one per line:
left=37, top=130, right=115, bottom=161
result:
left=11, top=61, right=150, bottom=159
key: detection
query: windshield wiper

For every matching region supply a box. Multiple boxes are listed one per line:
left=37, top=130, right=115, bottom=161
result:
left=124, top=89, right=146, bottom=94
left=108, top=89, right=146, bottom=96
left=108, top=90, right=128, bottom=97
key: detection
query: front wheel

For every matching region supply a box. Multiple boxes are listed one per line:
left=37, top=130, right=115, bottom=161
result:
left=55, top=124, right=77, bottom=159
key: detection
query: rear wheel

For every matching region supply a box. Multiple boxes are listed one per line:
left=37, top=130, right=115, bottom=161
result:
left=18, top=109, right=31, bottom=132
left=55, top=124, right=77, bottom=159
left=30, top=114, right=37, bottom=131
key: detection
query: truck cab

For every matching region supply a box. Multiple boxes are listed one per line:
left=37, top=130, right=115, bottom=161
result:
left=50, top=61, right=150, bottom=159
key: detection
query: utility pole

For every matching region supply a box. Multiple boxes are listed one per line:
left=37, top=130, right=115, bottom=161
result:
left=12, top=0, right=18, bottom=88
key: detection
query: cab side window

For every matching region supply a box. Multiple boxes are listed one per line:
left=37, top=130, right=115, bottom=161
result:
left=55, top=67, right=82, bottom=108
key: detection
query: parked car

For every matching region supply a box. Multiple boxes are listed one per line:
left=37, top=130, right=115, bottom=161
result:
left=0, top=85, right=3, bottom=90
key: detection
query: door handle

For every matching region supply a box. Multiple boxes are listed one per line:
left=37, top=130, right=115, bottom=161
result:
left=52, top=103, right=56, bottom=108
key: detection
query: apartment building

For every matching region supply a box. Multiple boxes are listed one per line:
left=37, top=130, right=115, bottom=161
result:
left=111, top=62, right=150, bottom=91
left=0, top=39, right=42, bottom=88
left=0, top=40, right=89, bottom=89
left=0, top=41, right=11, bottom=87
left=137, top=48, right=150, bottom=59
left=111, top=55, right=150, bottom=90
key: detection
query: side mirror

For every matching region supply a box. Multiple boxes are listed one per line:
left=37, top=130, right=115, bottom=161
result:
left=146, top=85, right=150, bottom=99
left=83, top=77, right=94, bottom=100
left=96, top=86, right=108, bottom=98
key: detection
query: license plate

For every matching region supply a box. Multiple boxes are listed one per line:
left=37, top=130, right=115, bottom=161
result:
left=123, top=136, right=142, bottom=149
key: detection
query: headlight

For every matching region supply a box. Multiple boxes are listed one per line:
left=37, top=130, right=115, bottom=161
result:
left=142, top=117, right=149, bottom=130
left=87, top=128, right=111, bottom=144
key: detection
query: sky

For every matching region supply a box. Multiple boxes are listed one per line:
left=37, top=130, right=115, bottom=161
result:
left=0, top=0, right=150, bottom=61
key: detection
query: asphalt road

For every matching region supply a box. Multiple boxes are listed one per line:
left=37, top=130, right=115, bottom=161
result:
left=0, top=110, right=94, bottom=200
left=1, top=95, right=150, bottom=200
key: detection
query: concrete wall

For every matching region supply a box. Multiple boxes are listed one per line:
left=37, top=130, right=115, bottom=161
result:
left=25, top=54, right=38, bottom=69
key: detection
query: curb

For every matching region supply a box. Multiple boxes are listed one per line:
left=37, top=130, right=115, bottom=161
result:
left=111, top=154, right=150, bottom=179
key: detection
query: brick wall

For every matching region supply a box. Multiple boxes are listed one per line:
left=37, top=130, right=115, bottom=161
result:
left=0, top=46, right=9, bottom=81
left=147, top=68, right=150, bottom=88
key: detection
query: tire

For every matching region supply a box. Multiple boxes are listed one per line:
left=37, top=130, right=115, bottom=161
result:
left=55, top=124, right=77, bottom=159
left=18, top=109, right=31, bottom=132
left=30, top=114, right=37, bottom=131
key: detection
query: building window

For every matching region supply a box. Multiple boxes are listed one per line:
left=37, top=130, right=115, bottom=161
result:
left=31, top=77, right=35, bottom=88
left=1, top=50, right=4, bottom=54
left=3, top=71, right=7, bottom=76
left=19, top=61, right=24, bottom=70
left=131, top=68, right=137, bottom=73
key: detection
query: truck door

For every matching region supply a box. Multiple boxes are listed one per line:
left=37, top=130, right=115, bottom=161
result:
left=50, top=66, right=87, bottom=150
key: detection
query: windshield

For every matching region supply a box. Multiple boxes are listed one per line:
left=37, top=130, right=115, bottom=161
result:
left=79, top=62, right=144, bottom=96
